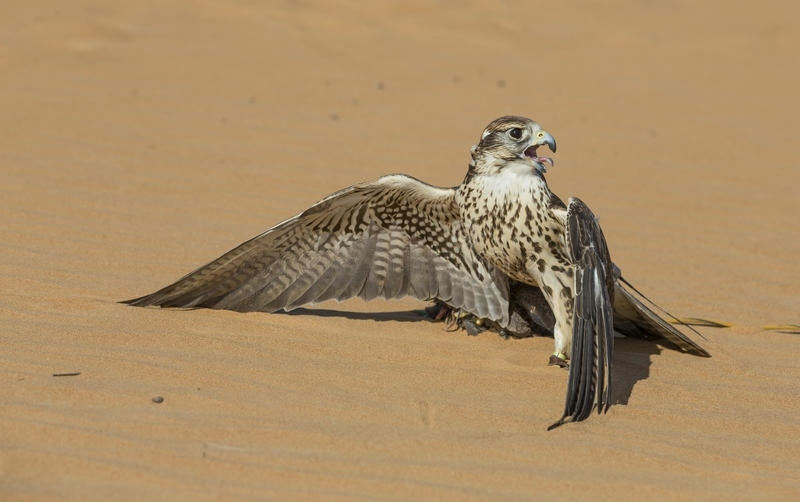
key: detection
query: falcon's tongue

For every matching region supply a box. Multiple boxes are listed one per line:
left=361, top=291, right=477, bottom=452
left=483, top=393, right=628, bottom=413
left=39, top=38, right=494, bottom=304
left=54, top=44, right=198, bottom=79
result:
left=524, top=145, right=554, bottom=168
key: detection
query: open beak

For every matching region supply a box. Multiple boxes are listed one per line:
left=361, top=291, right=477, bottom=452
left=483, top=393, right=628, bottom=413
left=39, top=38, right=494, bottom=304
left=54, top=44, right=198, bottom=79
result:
left=523, top=130, right=556, bottom=172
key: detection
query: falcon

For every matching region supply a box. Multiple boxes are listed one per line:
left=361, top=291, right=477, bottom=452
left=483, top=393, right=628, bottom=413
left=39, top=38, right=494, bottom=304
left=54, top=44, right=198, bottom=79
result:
left=124, top=116, right=709, bottom=428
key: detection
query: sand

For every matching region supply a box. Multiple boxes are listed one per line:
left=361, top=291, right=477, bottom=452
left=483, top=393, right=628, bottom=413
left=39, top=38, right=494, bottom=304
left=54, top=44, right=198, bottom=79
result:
left=2, top=1, right=799, bottom=500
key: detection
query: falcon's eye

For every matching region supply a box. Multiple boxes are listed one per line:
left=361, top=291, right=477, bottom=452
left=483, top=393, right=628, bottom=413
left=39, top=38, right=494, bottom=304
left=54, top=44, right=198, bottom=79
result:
left=508, top=127, right=523, bottom=140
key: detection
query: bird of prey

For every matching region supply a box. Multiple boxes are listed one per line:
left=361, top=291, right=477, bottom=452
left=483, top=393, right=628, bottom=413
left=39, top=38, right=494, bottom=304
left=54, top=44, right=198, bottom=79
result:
left=124, top=116, right=709, bottom=428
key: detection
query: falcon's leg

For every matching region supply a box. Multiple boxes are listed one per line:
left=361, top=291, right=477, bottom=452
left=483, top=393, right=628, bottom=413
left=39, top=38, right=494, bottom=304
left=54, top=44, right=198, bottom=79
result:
left=548, top=320, right=572, bottom=368
left=537, top=272, right=574, bottom=368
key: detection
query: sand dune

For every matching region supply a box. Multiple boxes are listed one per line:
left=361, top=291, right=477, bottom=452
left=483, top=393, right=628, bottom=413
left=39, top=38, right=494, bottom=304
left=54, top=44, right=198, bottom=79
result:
left=2, top=1, right=798, bottom=499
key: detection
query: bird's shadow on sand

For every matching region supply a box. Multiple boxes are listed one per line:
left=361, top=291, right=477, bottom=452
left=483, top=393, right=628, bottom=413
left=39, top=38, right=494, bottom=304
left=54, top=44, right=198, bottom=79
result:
left=278, top=307, right=430, bottom=323
left=278, top=307, right=659, bottom=406
left=610, top=337, right=660, bottom=405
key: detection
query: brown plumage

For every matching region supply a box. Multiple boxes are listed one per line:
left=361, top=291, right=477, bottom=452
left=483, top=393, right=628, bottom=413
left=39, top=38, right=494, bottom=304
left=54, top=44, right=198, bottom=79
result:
left=124, top=115, right=709, bottom=428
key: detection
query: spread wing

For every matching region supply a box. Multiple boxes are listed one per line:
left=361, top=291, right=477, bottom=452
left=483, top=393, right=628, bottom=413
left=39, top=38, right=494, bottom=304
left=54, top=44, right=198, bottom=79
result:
left=123, top=174, right=511, bottom=324
left=549, top=197, right=615, bottom=429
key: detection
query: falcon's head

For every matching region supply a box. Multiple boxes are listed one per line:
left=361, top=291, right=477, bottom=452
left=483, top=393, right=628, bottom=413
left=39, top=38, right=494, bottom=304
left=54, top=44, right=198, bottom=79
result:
left=469, top=116, right=557, bottom=176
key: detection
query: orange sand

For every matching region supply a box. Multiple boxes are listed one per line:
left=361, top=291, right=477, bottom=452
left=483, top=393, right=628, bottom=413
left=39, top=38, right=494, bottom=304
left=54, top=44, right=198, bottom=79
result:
left=2, top=1, right=799, bottom=499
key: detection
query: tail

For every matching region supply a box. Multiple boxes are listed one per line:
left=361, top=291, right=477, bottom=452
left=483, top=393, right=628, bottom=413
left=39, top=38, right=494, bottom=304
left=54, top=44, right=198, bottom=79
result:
left=613, top=276, right=710, bottom=358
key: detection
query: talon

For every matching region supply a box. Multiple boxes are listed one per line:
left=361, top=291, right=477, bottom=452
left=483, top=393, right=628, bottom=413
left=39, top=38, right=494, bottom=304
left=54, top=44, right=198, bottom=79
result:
left=548, top=353, right=569, bottom=368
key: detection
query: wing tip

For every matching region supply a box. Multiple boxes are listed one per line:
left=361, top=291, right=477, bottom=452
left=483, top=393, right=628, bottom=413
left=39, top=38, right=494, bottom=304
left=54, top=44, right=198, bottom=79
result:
left=679, top=345, right=712, bottom=358
left=119, top=293, right=164, bottom=308
left=547, top=418, right=568, bottom=431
